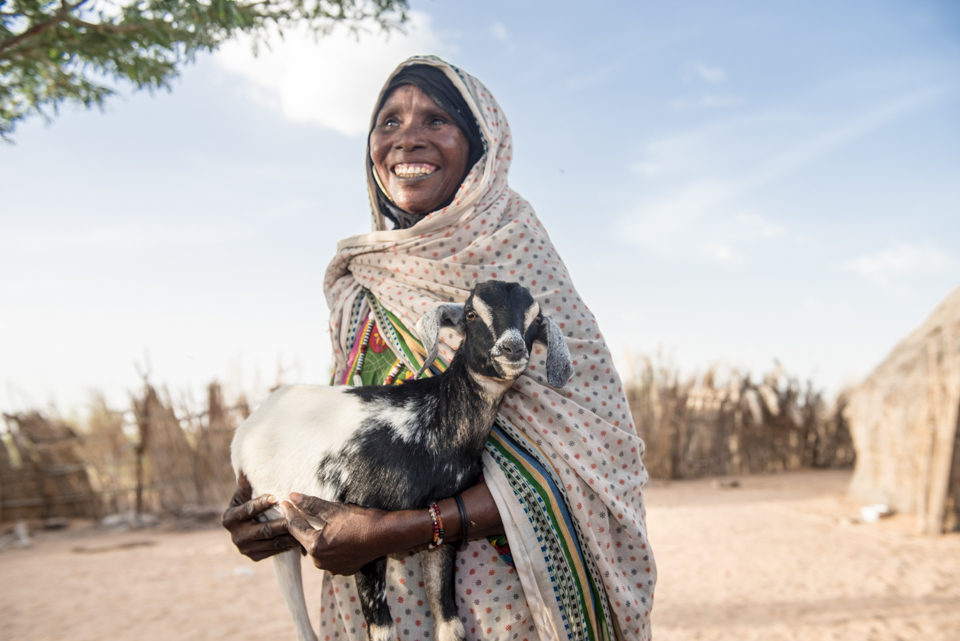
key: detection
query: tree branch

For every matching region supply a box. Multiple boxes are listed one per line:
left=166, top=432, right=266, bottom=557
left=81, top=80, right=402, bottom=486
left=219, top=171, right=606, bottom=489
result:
left=68, top=19, right=145, bottom=34
left=0, top=0, right=74, bottom=56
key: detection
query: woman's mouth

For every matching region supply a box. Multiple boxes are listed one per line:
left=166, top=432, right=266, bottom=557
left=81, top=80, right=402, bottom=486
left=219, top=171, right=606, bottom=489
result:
left=393, top=163, right=439, bottom=178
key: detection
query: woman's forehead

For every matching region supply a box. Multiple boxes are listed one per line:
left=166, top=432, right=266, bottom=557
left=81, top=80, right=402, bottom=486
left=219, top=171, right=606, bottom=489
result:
left=378, top=84, right=445, bottom=115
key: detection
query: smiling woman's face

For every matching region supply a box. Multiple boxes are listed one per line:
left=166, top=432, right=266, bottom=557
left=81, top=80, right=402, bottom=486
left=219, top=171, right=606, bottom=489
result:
left=370, top=84, right=470, bottom=216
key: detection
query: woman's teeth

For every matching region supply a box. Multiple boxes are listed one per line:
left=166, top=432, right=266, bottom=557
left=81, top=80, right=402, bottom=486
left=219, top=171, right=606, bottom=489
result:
left=394, top=163, right=437, bottom=178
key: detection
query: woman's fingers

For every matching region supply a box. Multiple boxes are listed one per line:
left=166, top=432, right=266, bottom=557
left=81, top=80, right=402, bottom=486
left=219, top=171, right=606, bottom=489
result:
left=279, top=498, right=393, bottom=575
left=221, top=476, right=300, bottom=562
left=229, top=516, right=300, bottom=557
left=241, top=533, right=303, bottom=561
left=246, top=534, right=303, bottom=561
left=221, top=493, right=277, bottom=529
left=289, top=492, right=336, bottom=519
left=280, top=501, right=318, bottom=540
left=229, top=515, right=287, bottom=543
left=281, top=501, right=329, bottom=567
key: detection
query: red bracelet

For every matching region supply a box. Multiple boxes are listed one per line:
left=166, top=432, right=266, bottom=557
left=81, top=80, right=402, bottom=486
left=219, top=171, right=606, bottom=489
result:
left=427, top=503, right=444, bottom=549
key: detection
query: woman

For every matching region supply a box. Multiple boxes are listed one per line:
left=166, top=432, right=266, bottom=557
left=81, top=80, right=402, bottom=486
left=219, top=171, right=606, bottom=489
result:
left=222, top=56, right=656, bottom=641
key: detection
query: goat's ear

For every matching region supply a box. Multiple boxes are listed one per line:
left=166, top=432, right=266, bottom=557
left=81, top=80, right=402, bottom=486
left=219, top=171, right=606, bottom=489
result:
left=536, top=315, right=574, bottom=388
left=414, top=303, right=466, bottom=379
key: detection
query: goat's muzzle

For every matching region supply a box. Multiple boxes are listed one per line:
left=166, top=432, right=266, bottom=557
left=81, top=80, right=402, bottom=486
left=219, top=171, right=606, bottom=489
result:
left=491, top=332, right=530, bottom=379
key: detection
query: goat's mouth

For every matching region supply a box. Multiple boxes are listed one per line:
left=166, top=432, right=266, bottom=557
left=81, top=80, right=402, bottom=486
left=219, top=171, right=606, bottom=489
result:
left=493, top=356, right=529, bottom=378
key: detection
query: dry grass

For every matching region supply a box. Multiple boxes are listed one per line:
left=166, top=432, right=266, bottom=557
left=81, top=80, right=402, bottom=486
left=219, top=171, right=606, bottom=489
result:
left=623, top=355, right=854, bottom=480
left=2, top=355, right=853, bottom=521
left=1, top=380, right=251, bottom=521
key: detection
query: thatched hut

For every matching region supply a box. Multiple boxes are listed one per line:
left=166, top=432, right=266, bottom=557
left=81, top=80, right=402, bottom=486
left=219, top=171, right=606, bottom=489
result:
left=1, top=412, right=99, bottom=521
left=845, top=285, right=960, bottom=534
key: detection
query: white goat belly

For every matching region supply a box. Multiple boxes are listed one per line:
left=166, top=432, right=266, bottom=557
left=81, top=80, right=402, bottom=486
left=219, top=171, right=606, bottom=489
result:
left=231, top=384, right=367, bottom=514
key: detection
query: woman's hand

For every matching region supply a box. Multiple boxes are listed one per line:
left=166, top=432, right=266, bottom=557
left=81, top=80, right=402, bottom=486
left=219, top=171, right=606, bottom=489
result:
left=281, top=494, right=398, bottom=575
left=221, top=472, right=302, bottom=561
left=280, top=482, right=506, bottom=575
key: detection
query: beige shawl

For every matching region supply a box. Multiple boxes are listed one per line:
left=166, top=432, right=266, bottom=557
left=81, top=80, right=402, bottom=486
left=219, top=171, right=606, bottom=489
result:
left=322, top=56, right=655, bottom=641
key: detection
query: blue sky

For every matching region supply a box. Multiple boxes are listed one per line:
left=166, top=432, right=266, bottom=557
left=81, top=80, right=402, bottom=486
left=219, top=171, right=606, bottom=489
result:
left=2, top=0, right=958, bottom=415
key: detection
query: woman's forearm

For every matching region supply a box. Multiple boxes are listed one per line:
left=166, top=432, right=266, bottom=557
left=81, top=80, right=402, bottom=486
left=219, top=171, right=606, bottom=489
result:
left=282, top=481, right=506, bottom=575
left=381, top=481, right=505, bottom=549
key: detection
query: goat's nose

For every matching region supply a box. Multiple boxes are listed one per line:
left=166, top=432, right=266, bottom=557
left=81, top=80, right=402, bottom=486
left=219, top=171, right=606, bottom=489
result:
left=500, top=338, right=525, bottom=359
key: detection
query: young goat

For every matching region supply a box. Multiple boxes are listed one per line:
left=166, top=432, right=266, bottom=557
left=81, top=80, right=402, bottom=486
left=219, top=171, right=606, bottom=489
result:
left=231, top=281, right=573, bottom=641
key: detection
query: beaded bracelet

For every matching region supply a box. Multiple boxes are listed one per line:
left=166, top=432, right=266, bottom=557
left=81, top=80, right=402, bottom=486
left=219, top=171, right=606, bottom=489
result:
left=427, top=502, right=444, bottom=549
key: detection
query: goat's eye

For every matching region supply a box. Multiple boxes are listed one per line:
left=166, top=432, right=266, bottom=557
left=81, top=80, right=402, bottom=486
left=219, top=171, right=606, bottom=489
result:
left=466, top=310, right=477, bottom=321
left=534, top=315, right=543, bottom=326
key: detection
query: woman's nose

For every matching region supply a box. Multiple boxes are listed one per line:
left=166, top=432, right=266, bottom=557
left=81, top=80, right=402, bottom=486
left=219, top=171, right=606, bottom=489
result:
left=394, top=123, right=427, bottom=150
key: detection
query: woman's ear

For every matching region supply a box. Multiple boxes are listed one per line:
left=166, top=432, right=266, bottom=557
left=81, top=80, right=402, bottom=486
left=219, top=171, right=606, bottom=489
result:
left=536, top=315, right=574, bottom=388
left=414, top=303, right=465, bottom=378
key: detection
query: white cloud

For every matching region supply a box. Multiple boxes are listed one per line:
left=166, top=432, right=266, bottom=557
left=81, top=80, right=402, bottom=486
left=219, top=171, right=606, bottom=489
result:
left=743, top=85, right=948, bottom=190
left=630, top=133, right=702, bottom=178
left=706, top=243, right=742, bottom=263
left=491, top=22, right=508, bottom=41
left=670, top=94, right=741, bottom=111
left=695, top=62, right=726, bottom=83
left=623, top=85, right=949, bottom=260
left=843, top=243, right=960, bottom=283
left=0, top=228, right=252, bottom=252
left=214, top=11, right=451, bottom=136
left=634, top=179, right=732, bottom=231
left=737, top=213, right=785, bottom=238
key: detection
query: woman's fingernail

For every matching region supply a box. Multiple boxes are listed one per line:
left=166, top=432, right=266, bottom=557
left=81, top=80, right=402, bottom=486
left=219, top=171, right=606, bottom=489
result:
left=290, top=492, right=302, bottom=502
left=266, top=495, right=277, bottom=504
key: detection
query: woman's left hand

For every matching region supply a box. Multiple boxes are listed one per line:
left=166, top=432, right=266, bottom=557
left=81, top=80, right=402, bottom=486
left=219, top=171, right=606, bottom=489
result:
left=280, top=493, right=398, bottom=575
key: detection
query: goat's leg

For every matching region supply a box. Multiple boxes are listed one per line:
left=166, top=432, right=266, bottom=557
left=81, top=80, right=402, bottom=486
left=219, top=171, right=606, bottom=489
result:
left=273, top=548, right=318, bottom=641
left=354, top=557, right=395, bottom=641
left=421, top=544, right=465, bottom=641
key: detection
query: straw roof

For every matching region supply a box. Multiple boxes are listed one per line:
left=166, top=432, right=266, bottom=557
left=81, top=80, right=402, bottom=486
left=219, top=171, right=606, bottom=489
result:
left=845, top=286, right=960, bottom=533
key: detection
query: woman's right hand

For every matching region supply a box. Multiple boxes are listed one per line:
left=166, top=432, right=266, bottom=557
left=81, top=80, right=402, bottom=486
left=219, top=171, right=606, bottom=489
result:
left=281, top=493, right=395, bottom=575
left=221, top=472, right=303, bottom=561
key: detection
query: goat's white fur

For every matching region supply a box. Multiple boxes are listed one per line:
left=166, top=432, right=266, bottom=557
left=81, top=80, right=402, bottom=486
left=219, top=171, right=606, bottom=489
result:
left=471, top=297, right=496, bottom=332
left=233, top=385, right=371, bottom=516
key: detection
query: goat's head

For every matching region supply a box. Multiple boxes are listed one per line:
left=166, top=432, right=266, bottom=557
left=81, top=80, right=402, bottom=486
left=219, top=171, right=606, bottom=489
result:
left=415, top=281, right=574, bottom=389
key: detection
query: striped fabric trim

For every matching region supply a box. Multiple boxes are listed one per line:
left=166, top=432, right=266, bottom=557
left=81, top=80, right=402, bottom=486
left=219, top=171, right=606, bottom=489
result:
left=344, top=291, right=368, bottom=353
left=341, top=314, right=373, bottom=386
left=487, top=420, right=614, bottom=641
left=491, top=418, right=617, bottom=641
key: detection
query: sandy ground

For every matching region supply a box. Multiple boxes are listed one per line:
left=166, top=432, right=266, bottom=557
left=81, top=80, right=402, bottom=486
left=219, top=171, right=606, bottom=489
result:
left=1, top=470, right=958, bottom=641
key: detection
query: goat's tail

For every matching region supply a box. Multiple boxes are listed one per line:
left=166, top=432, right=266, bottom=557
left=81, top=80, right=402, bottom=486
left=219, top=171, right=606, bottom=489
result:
left=273, top=548, right=319, bottom=641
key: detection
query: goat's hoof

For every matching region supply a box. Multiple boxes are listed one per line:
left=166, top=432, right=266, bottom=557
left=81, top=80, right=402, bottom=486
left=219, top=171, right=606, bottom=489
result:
left=436, top=618, right=466, bottom=641
left=366, top=622, right=397, bottom=641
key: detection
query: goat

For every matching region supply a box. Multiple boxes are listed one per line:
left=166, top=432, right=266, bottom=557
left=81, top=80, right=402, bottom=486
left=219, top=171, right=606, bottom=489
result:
left=231, top=281, right=574, bottom=641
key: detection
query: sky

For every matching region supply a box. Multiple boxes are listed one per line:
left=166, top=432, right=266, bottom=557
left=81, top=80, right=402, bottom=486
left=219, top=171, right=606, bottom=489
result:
left=2, top=0, right=959, bottom=417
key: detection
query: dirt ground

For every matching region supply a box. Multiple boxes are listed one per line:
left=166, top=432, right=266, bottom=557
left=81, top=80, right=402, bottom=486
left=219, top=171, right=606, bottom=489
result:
left=2, top=469, right=958, bottom=641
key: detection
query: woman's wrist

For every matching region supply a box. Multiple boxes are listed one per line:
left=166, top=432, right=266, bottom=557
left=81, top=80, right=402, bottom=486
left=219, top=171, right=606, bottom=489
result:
left=379, top=505, right=438, bottom=551
left=372, top=482, right=507, bottom=557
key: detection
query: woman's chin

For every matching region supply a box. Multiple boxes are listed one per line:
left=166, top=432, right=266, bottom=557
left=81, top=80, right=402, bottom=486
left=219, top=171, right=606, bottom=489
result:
left=393, top=198, right=441, bottom=216
left=389, top=179, right=452, bottom=215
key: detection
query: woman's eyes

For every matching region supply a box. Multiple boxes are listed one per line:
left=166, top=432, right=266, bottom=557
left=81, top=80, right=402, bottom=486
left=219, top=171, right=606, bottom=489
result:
left=378, top=115, right=448, bottom=128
